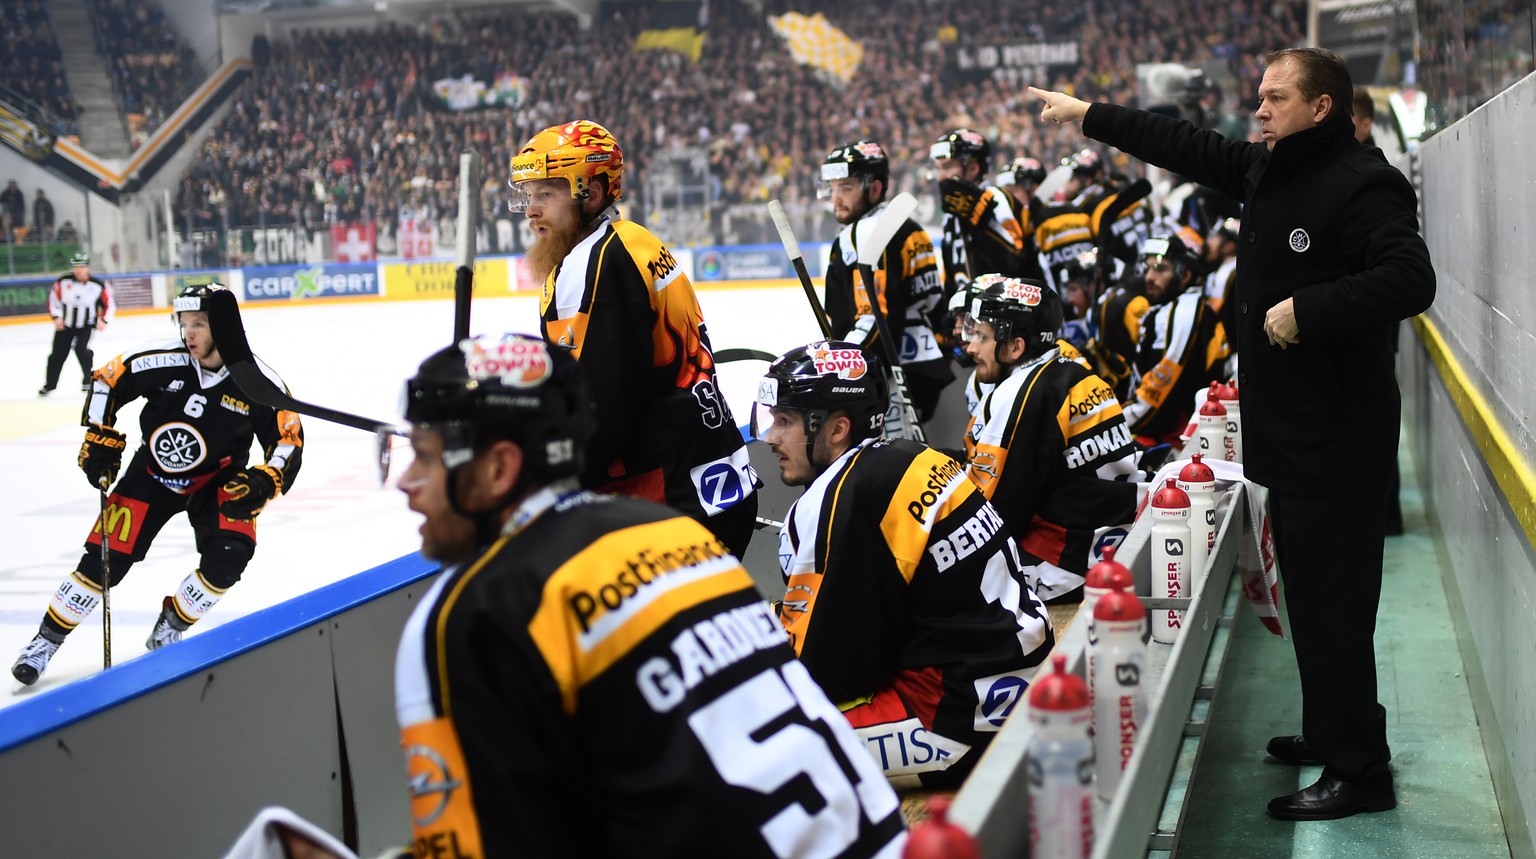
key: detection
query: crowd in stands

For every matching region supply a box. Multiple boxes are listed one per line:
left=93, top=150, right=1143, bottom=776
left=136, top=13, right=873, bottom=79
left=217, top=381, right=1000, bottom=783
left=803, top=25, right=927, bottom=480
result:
left=0, top=1, right=79, bottom=136
left=90, top=0, right=205, bottom=150
left=173, top=0, right=1306, bottom=240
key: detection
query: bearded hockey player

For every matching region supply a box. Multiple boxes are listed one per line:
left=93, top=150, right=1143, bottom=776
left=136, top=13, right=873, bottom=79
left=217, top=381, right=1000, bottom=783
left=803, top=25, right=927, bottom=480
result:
left=391, top=333, right=907, bottom=857
left=511, top=120, right=759, bottom=556
left=930, top=129, right=1027, bottom=313
left=820, top=139, right=951, bottom=422
left=960, top=278, right=1140, bottom=603
left=755, top=340, right=1053, bottom=788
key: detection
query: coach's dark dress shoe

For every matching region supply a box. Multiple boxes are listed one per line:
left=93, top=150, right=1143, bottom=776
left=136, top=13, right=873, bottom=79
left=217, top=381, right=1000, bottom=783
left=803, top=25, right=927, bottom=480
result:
left=1267, top=772, right=1396, bottom=820
left=1266, top=734, right=1323, bottom=765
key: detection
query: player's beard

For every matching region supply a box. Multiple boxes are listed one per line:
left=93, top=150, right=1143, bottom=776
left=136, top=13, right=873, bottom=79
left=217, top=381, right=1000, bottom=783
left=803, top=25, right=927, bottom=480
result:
left=527, top=220, right=585, bottom=284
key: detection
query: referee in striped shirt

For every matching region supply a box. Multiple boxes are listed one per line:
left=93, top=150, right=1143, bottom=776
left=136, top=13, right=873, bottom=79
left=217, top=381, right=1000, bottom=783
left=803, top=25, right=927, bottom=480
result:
left=40, top=252, right=113, bottom=396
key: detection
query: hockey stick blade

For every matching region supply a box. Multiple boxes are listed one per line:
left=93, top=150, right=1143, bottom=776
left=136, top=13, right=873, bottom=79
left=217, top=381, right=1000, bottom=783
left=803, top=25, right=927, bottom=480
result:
left=205, top=287, right=390, bottom=433
left=856, top=192, right=917, bottom=268
left=768, top=199, right=832, bottom=339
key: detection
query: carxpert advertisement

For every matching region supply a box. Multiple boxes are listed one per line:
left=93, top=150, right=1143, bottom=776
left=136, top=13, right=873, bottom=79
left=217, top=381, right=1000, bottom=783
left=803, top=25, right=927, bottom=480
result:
left=242, top=263, right=380, bottom=302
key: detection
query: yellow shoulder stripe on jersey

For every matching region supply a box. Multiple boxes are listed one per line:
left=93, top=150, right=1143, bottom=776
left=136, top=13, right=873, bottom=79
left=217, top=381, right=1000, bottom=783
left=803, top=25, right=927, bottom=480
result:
left=613, top=220, right=685, bottom=294
left=1122, top=295, right=1151, bottom=343
left=1059, top=375, right=1123, bottom=440
left=527, top=518, right=755, bottom=715
left=881, top=448, right=974, bottom=581
left=900, top=229, right=936, bottom=279
left=433, top=535, right=511, bottom=721
left=966, top=361, right=1048, bottom=499
left=1206, top=321, right=1230, bottom=370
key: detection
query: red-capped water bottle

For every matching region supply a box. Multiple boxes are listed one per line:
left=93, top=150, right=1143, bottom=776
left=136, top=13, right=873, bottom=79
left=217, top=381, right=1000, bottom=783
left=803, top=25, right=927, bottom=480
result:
left=1083, top=544, right=1134, bottom=617
left=1028, top=654, right=1095, bottom=859
left=1177, top=454, right=1217, bottom=589
left=1194, top=381, right=1227, bottom=462
left=1149, top=478, right=1191, bottom=644
left=1216, top=380, right=1242, bottom=463
left=903, top=796, right=979, bottom=859
left=1091, top=582, right=1147, bottom=802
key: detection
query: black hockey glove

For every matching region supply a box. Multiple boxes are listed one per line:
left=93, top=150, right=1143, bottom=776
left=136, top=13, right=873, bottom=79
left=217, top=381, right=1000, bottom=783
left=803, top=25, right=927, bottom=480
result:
left=939, top=178, right=991, bottom=227
left=221, top=465, right=283, bottom=520
left=79, top=424, right=126, bottom=490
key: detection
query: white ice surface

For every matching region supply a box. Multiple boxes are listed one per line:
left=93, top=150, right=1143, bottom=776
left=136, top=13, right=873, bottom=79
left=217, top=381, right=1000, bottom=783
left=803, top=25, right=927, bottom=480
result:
left=0, top=285, right=820, bottom=707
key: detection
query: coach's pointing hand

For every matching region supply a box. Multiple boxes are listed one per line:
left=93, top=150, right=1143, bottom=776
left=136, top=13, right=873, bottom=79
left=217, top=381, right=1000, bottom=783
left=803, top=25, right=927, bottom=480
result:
left=1027, top=86, right=1091, bottom=125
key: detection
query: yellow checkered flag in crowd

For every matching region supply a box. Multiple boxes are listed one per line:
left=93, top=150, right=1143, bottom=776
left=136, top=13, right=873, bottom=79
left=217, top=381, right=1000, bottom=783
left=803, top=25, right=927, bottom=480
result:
left=767, top=12, right=864, bottom=86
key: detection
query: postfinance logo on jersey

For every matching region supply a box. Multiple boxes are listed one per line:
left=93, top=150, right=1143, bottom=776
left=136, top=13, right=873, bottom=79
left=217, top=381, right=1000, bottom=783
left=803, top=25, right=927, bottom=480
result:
left=527, top=521, right=752, bottom=714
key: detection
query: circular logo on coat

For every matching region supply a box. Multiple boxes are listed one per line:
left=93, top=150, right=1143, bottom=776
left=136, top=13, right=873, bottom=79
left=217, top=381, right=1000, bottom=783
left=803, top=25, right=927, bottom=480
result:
left=1288, top=228, right=1310, bottom=252
left=149, top=422, right=207, bottom=473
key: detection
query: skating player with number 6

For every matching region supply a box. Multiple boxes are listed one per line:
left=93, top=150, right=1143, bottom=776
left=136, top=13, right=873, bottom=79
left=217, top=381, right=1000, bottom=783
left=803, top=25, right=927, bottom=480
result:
left=12, top=281, right=304, bottom=686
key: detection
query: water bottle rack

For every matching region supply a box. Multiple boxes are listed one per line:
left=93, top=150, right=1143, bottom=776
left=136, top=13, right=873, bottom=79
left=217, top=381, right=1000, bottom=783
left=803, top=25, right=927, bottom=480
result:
left=949, top=483, right=1248, bottom=858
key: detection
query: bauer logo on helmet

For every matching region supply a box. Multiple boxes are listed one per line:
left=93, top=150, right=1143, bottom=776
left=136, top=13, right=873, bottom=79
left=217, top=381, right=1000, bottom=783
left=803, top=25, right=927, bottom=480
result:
left=461, top=337, right=552, bottom=388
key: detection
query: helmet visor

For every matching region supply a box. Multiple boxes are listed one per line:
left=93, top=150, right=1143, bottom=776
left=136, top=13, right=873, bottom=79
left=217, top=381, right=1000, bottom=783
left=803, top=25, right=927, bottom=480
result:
left=506, top=177, right=578, bottom=215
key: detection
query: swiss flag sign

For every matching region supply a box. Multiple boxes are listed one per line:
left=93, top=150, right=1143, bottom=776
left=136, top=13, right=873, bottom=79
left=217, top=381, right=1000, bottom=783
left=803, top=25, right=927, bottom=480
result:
left=331, top=222, right=376, bottom=262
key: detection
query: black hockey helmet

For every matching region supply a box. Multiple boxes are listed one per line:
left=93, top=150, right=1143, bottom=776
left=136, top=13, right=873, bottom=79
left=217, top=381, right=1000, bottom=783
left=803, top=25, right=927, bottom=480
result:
left=997, top=155, right=1047, bottom=188
left=819, top=139, right=890, bottom=198
left=931, top=129, right=992, bottom=172
left=1063, top=147, right=1104, bottom=178
left=172, top=277, right=228, bottom=313
left=1207, top=216, right=1241, bottom=246
left=754, top=340, right=889, bottom=445
left=1140, top=234, right=1202, bottom=281
left=967, top=277, right=1064, bottom=362
left=404, top=334, right=594, bottom=487
left=171, top=277, right=240, bottom=349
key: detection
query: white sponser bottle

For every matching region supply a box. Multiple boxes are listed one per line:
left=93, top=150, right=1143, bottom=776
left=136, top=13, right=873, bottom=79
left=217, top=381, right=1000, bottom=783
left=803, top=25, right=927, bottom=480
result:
left=1177, top=453, right=1217, bottom=590
left=1028, top=654, right=1095, bottom=859
left=1194, top=381, right=1228, bottom=463
left=1216, top=379, right=1243, bottom=463
left=1149, top=477, right=1191, bottom=644
left=1091, top=582, right=1148, bottom=802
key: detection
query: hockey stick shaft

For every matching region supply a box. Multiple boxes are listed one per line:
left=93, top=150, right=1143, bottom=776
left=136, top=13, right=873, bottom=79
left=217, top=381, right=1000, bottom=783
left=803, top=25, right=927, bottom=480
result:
left=453, top=151, right=480, bottom=344
left=854, top=193, right=926, bottom=444
left=768, top=200, right=832, bottom=339
left=855, top=264, right=927, bottom=444
left=206, top=289, right=391, bottom=433
left=98, top=481, right=111, bottom=668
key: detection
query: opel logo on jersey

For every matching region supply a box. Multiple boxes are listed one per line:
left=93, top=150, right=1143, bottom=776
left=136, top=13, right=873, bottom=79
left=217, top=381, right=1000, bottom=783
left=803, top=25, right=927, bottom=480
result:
left=405, top=744, right=463, bottom=827
left=149, top=422, right=207, bottom=473
left=1288, top=228, right=1310, bottom=252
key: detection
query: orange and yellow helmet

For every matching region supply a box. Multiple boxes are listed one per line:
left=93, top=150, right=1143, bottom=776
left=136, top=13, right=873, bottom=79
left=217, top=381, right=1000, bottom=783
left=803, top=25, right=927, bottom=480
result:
left=507, top=120, right=624, bottom=213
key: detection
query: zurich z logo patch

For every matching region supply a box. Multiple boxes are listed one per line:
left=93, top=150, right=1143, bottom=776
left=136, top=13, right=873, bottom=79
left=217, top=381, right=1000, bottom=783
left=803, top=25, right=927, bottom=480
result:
left=1288, top=228, right=1310, bottom=252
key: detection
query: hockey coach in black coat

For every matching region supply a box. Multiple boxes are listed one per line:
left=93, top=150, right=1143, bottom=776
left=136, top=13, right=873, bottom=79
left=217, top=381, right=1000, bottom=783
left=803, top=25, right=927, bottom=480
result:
left=1030, top=47, right=1435, bottom=821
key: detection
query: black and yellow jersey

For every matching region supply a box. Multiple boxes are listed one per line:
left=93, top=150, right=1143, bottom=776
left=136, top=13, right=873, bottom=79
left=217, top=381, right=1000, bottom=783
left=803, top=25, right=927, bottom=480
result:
left=86, top=339, right=302, bottom=496
left=938, top=184, right=1027, bottom=303
left=1085, top=180, right=1156, bottom=266
left=539, top=209, right=758, bottom=549
left=396, top=484, right=907, bottom=859
left=1090, top=275, right=1152, bottom=400
left=963, top=342, right=1139, bottom=596
left=1125, top=288, right=1229, bottom=441
left=825, top=204, right=946, bottom=375
left=777, top=438, right=1052, bottom=784
left=1033, top=205, right=1096, bottom=297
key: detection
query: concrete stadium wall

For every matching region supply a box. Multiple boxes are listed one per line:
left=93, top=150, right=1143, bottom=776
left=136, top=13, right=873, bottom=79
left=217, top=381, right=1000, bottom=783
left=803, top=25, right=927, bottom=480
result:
left=1412, top=68, right=1536, bottom=859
